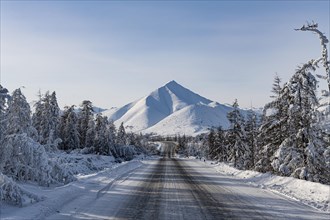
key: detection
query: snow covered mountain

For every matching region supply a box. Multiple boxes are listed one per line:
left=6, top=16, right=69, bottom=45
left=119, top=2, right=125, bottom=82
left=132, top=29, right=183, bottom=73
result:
left=103, top=80, right=244, bottom=136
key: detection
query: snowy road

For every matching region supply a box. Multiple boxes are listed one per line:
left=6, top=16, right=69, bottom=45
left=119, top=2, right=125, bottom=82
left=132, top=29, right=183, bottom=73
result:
left=46, top=156, right=328, bottom=219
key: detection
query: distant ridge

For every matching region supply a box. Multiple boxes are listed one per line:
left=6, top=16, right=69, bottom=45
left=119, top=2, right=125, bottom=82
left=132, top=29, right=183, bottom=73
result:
left=103, top=80, right=245, bottom=136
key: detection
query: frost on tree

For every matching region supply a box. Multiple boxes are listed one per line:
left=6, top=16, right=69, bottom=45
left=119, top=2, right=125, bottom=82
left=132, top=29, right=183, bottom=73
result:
left=82, top=118, right=95, bottom=154
left=116, top=122, right=127, bottom=146
left=107, top=120, right=117, bottom=157
left=32, top=91, right=61, bottom=150
left=208, top=127, right=226, bottom=162
left=271, top=61, right=330, bottom=184
left=5, top=88, right=37, bottom=138
left=256, top=75, right=289, bottom=173
left=296, top=21, right=330, bottom=134
left=94, top=114, right=110, bottom=155
left=208, top=128, right=217, bottom=159
left=226, top=99, right=251, bottom=170
left=245, top=109, right=258, bottom=168
left=114, top=122, right=138, bottom=160
left=0, top=85, right=10, bottom=141
left=0, top=90, right=75, bottom=205
left=78, top=100, right=94, bottom=149
left=58, top=105, right=80, bottom=151
left=295, top=21, right=330, bottom=96
left=0, top=134, right=75, bottom=186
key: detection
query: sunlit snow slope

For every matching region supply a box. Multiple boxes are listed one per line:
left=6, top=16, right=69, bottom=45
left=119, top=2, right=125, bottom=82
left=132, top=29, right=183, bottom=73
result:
left=103, top=80, right=243, bottom=136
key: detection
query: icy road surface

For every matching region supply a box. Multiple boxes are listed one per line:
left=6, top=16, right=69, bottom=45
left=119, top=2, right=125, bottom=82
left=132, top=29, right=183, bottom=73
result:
left=47, top=159, right=328, bottom=219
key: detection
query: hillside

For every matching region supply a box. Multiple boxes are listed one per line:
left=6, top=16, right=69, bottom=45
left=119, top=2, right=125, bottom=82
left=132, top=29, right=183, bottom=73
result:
left=103, top=80, right=245, bottom=136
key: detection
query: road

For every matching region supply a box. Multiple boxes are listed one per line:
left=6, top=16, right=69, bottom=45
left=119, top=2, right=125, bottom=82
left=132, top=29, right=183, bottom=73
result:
left=47, top=143, right=329, bottom=219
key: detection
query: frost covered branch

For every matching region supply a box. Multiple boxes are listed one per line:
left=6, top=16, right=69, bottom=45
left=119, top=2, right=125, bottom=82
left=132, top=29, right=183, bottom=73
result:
left=296, top=22, right=330, bottom=99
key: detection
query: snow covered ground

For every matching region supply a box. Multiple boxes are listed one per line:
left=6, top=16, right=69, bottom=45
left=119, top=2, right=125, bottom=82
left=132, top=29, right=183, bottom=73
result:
left=0, top=154, right=146, bottom=220
left=1, top=155, right=329, bottom=219
left=196, top=158, right=330, bottom=213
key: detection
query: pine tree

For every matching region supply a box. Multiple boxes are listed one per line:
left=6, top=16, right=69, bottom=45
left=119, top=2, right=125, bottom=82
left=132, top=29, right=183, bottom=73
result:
left=107, top=120, right=117, bottom=156
left=84, top=118, right=95, bottom=152
left=209, top=127, right=226, bottom=162
left=77, top=100, right=94, bottom=149
left=59, top=106, right=80, bottom=151
left=296, top=22, right=329, bottom=96
left=94, top=114, right=110, bottom=155
left=32, top=91, right=43, bottom=141
left=116, top=122, right=126, bottom=146
left=178, top=134, right=187, bottom=155
left=6, top=89, right=36, bottom=138
left=0, top=85, right=10, bottom=141
left=32, top=91, right=60, bottom=148
left=255, top=75, right=289, bottom=173
left=207, top=128, right=217, bottom=159
left=245, top=109, right=258, bottom=169
left=49, top=92, right=60, bottom=139
left=271, top=61, right=329, bottom=183
left=226, top=99, right=251, bottom=169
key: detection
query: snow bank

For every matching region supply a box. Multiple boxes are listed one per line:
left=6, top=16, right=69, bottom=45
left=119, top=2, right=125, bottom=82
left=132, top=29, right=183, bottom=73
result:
left=201, top=160, right=330, bottom=213
left=0, top=173, right=42, bottom=207
left=48, top=152, right=116, bottom=175
left=0, top=157, right=145, bottom=220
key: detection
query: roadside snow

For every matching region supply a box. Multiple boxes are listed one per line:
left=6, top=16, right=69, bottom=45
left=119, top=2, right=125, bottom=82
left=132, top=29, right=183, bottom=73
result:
left=0, top=154, right=146, bottom=220
left=195, top=158, right=330, bottom=213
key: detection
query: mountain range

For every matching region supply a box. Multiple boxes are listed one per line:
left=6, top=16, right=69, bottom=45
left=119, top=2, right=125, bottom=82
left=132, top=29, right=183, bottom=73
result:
left=103, top=80, right=246, bottom=136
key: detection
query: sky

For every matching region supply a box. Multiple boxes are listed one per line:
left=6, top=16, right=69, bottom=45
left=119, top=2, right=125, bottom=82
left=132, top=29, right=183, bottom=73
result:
left=1, top=0, right=329, bottom=109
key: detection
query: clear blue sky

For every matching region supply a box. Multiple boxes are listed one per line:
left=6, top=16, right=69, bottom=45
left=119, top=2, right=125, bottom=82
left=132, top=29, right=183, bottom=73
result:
left=1, top=0, right=329, bottom=109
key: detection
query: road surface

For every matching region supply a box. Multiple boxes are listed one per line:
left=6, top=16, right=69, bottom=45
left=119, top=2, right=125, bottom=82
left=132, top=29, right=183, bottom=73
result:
left=47, top=143, right=329, bottom=219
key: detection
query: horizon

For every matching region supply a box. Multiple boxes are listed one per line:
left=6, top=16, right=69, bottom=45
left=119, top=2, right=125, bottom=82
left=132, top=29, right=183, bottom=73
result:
left=1, top=1, right=329, bottom=109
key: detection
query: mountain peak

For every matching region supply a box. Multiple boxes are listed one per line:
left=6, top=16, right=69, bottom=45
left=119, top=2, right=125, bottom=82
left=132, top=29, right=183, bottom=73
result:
left=165, top=80, right=179, bottom=87
left=103, top=80, right=244, bottom=135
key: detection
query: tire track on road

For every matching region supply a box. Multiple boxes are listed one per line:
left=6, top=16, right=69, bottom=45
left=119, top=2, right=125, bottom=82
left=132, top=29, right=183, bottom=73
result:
left=116, top=158, right=166, bottom=219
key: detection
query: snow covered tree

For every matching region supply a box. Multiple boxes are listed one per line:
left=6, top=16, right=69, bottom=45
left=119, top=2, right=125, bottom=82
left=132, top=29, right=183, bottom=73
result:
left=94, top=114, right=110, bottom=155
left=216, top=127, right=227, bottom=162
left=32, top=91, right=60, bottom=148
left=49, top=92, right=60, bottom=137
left=207, top=127, right=226, bottom=161
left=208, top=128, right=217, bottom=159
left=116, top=122, right=127, bottom=146
left=1, top=91, right=75, bottom=193
left=0, top=85, right=10, bottom=141
left=107, top=120, right=117, bottom=156
left=245, top=109, right=258, bottom=168
left=58, top=106, right=80, bottom=151
left=255, top=75, right=289, bottom=173
left=177, top=134, right=187, bottom=155
left=255, top=23, right=330, bottom=183
left=83, top=118, right=95, bottom=153
left=226, top=99, right=251, bottom=169
left=77, top=100, right=94, bottom=149
left=5, top=88, right=36, bottom=138
left=296, top=22, right=330, bottom=96
left=127, top=132, right=137, bottom=146
left=32, top=91, right=43, bottom=140
left=0, top=134, right=75, bottom=186
left=131, top=133, right=149, bottom=154
left=271, top=60, right=329, bottom=183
